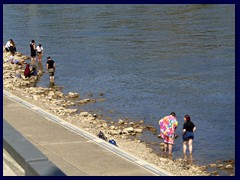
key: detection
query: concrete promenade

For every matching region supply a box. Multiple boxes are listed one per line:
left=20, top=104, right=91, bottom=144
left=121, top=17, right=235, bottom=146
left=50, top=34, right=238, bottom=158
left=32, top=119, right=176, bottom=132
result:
left=3, top=91, right=173, bottom=176
left=3, top=149, right=24, bottom=176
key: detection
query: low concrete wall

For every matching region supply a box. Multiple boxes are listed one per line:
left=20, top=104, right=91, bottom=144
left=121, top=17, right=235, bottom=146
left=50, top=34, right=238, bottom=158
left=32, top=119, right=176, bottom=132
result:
left=3, top=119, right=66, bottom=176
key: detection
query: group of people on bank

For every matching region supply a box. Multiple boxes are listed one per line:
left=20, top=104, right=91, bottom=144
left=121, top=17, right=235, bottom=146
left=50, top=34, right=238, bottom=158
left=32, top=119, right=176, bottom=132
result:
left=5, top=39, right=56, bottom=83
left=159, top=112, right=196, bottom=163
left=5, top=39, right=196, bottom=164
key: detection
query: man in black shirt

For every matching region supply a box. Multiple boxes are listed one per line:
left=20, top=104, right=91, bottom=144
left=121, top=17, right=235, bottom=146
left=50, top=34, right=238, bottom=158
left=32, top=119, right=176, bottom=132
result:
left=46, top=56, right=56, bottom=83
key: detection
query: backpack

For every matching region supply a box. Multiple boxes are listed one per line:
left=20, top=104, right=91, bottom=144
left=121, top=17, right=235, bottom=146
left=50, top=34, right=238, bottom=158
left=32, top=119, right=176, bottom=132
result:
left=97, top=131, right=107, bottom=141
left=108, top=139, right=118, bottom=147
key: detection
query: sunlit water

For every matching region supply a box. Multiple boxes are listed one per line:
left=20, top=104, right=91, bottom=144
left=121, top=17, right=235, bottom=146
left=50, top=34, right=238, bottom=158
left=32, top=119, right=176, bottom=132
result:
left=3, top=4, right=235, bottom=168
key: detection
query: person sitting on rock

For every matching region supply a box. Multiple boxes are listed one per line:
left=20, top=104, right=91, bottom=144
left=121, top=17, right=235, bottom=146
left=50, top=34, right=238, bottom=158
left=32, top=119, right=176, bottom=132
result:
left=7, top=53, right=21, bottom=65
left=15, top=70, right=22, bottom=79
left=30, top=66, right=38, bottom=77
left=5, top=39, right=11, bottom=52
left=5, top=39, right=16, bottom=53
left=9, top=39, right=17, bottom=54
left=24, top=63, right=31, bottom=78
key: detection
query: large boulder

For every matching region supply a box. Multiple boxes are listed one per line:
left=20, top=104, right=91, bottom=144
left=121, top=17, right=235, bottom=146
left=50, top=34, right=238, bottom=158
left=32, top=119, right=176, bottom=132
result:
left=209, top=164, right=217, bottom=168
left=134, top=128, right=143, bottom=133
left=225, top=164, right=233, bottom=170
left=211, top=171, right=219, bottom=176
left=118, top=119, right=125, bottom=125
left=109, top=125, right=116, bottom=130
left=77, top=99, right=96, bottom=105
left=33, top=95, right=40, bottom=101
left=64, top=109, right=78, bottom=114
left=122, top=127, right=134, bottom=134
left=146, top=126, right=157, bottom=132
left=109, top=130, right=119, bottom=135
left=139, top=120, right=145, bottom=124
left=80, top=112, right=89, bottom=117
left=68, top=92, right=80, bottom=98
left=48, top=91, right=55, bottom=96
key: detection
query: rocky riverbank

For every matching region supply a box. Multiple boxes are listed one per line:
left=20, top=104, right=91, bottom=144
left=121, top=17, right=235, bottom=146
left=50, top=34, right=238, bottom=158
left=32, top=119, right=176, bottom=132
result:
left=3, top=48, right=235, bottom=176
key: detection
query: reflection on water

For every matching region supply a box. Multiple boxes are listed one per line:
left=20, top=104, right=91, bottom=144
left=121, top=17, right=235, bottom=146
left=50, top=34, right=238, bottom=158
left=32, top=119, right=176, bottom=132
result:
left=38, top=61, right=43, bottom=73
left=48, top=82, right=55, bottom=88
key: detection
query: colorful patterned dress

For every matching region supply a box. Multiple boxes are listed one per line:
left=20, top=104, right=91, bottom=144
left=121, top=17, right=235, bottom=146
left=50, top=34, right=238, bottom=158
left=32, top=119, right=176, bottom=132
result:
left=159, top=115, right=178, bottom=138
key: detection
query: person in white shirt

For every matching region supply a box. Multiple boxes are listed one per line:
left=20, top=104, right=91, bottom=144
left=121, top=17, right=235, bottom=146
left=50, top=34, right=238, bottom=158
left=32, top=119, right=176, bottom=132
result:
left=5, top=40, right=11, bottom=52
left=7, top=53, right=20, bottom=65
left=5, top=39, right=17, bottom=53
left=36, top=44, right=44, bottom=62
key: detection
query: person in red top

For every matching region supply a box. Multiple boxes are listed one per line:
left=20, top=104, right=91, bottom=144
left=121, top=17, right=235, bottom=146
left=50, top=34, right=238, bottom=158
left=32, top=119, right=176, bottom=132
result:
left=24, top=64, right=31, bottom=78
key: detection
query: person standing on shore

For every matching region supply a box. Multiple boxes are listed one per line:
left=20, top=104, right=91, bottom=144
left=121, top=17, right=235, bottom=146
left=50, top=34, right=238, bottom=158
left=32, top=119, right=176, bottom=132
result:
left=36, top=44, right=44, bottom=73
left=182, top=115, right=196, bottom=163
left=159, top=112, right=178, bottom=160
left=36, top=44, right=44, bottom=62
left=46, top=56, right=56, bottom=83
left=30, top=40, right=36, bottom=65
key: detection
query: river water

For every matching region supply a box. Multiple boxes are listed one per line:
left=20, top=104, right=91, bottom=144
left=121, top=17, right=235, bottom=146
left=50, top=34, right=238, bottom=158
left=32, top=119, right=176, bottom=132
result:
left=3, top=4, right=235, bottom=168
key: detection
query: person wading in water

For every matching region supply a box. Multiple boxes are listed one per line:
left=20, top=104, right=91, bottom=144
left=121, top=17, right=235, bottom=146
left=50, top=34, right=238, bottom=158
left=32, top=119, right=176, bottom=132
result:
left=159, top=112, right=178, bottom=160
left=46, top=56, right=56, bottom=83
left=182, top=114, right=196, bottom=164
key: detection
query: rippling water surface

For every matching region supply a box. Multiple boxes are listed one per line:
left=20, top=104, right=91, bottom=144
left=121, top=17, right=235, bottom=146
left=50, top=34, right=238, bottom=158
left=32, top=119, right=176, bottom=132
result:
left=3, top=4, right=235, bottom=167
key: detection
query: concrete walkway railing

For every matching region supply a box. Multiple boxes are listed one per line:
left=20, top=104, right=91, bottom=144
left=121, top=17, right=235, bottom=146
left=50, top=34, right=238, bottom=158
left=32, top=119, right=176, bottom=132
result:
left=3, top=119, right=66, bottom=176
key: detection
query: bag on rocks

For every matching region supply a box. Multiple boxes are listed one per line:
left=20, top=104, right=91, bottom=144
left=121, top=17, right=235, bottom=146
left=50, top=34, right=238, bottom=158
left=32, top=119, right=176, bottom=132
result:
left=97, top=131, right=107, bottom=141
left=109, top=139, right=118, bottom=147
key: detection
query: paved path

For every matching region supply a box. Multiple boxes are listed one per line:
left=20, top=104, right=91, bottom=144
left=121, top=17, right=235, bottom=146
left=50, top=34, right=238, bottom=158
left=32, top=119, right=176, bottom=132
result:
left=3, top=91, right=173, bottom=176
left=3, top=149, right=24, bottom=176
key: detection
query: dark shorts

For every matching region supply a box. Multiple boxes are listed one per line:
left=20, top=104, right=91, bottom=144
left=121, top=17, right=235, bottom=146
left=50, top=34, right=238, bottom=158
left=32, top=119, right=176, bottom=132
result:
left=10, top=46, right=16, bottom=54
left=183, top=131, right=194, bottom=141
left=31, top=52, right=36, bottom=57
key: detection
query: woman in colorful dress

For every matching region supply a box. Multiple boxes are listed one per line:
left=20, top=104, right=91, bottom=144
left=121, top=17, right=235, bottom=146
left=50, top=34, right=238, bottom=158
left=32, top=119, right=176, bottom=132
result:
left=159, top=112, right=178, bottom=160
